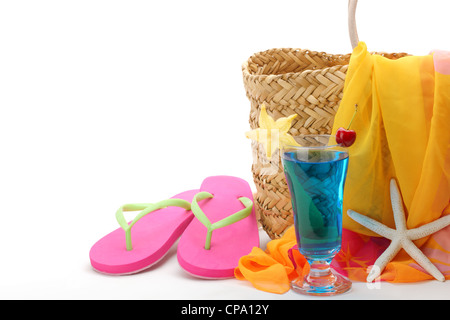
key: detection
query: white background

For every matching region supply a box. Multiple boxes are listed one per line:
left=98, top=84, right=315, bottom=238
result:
left=0, top=0, right=449, bottom=300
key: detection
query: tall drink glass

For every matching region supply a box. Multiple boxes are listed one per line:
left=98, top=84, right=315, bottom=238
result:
left=282, top=135, right=351, bottom=296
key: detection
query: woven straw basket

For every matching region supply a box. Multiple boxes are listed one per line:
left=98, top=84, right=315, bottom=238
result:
left=242, top=0, right=409, bottom=239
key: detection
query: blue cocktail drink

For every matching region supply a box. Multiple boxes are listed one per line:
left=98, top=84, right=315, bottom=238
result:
left=282, top=135, right=351, bottom=296
left=283, top=149, right=348, bottom=257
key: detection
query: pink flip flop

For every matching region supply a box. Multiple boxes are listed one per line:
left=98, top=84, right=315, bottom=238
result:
left=89, top=189, right=198, bottom=275
left=177, top=176, right=259, bottom=279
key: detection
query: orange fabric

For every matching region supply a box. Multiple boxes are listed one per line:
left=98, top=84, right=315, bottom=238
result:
left=234, top=227, right=309, bottom=294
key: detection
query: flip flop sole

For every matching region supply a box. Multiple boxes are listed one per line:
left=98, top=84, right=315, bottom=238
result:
left=89, top=189, right=198, bottom=275
left=177, top=176, right=259, bottom=278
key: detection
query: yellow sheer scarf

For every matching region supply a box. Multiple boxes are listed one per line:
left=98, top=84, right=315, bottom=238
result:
left=334, top=42, right=450, bottom=241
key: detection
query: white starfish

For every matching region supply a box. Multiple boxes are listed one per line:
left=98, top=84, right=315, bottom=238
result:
left=347, top=179, right=450, bottom=283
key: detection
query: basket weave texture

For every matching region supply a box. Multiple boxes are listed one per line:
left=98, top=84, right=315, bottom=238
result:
left=242, top=47, right=408, bottom=239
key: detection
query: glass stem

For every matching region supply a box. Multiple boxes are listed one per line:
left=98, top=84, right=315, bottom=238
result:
left=306, top=258, right=336, bottom=286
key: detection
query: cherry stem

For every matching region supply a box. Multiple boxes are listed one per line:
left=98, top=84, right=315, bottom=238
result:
left=347, top=104, right=358, bottom=130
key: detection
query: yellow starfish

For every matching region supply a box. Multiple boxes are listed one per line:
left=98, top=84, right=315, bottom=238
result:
left=245, top=104, right=300, bottom=158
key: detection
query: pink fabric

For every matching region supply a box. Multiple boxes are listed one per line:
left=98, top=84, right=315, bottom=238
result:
left=431, top=50, right=450, bottom=75
left=412, top=225, right=450, bottom=275
left=332, top=229, right=390, bottom=279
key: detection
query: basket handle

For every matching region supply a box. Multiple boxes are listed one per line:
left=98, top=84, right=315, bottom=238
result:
left=348, top=0, right=359, bottom=49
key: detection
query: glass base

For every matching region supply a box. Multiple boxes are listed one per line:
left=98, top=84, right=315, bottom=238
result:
left=291, top=268, right=351, bottom=297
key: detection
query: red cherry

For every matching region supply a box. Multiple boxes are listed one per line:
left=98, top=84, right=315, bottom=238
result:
left=336, top=127, right=356, bottom=147
left=336, top=103, right=358, bottom=147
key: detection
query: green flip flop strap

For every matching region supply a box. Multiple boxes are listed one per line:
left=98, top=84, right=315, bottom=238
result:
left=115, top=199, right=191, bottom=251
left=191, top=192, right=253, bottom=250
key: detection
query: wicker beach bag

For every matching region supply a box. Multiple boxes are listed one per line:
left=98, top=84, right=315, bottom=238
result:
left=242, top=0, right=409, bottom=239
